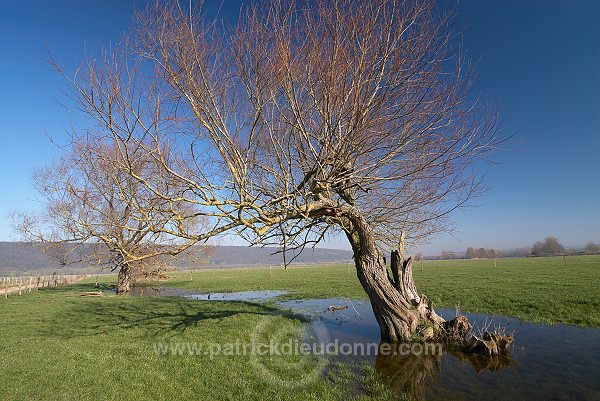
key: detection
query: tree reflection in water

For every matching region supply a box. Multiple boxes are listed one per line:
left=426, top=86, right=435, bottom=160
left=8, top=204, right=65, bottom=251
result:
left=374, top=342, right=514, bottom=400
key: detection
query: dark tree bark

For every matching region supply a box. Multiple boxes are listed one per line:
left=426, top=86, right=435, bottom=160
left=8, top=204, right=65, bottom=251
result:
left=116, top=265, right=132, bottom=295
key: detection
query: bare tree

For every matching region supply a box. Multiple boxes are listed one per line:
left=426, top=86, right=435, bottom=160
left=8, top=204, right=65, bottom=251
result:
left=544, top=237, right=565, bottom=255
left=13, top=138, right=201, bottom=294
left=58, top=0, right=500, bottom=342
left=531, top=237, right=565, bottom=256
left=466, top=247, right=476, bottom=259
left=531, top=241, right=545, bottom=256
left=585, top=242, right=599, bottom=254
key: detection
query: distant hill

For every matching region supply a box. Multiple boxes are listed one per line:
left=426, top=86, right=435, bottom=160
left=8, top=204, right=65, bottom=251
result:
left=0, top=242, right=353, bottom=276
left=205, top=246, right=352, bottom=267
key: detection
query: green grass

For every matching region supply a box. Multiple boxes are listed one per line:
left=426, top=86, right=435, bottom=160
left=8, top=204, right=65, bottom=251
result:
left=1, top=255, right=599, bottom=400
left=0, top=283, right=370, bottom=401
left=163, top=255, right=600, bottom=326
left=414, top=255, right=600, bottom=326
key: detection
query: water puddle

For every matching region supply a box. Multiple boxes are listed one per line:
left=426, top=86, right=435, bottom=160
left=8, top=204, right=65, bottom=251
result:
left=277, top=298, right=600, bottom=401
left=128, top=286, right=288, bottom=301
left=127, top=286, right=600, bottom=400
left=187, top=290, right=288, bottom=301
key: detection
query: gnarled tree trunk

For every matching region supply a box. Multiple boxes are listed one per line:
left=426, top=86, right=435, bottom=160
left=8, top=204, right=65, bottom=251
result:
left=346, top=215, right=513, bottom=355
left=347, top=218, right=445, bottom=342
left=351, top=248, right=446, bottom=341
left=116, top=265, right=132, bottom=295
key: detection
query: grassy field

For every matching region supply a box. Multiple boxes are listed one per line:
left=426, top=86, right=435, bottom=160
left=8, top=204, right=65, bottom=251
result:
left=0, top=283, right=393, bottom=401
left=165, top=255, right=600, bottom=326
left=0, top=255, right=598, bottom=400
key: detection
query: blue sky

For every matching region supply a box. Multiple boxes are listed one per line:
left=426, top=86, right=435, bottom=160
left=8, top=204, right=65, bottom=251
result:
left=0, top=0, right=598, bottom=253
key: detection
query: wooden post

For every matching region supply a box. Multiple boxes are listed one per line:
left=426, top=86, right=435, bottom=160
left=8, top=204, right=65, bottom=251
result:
left=494, top=259, right=497, bottom=268
left=18, top=278, right=23, bottom=296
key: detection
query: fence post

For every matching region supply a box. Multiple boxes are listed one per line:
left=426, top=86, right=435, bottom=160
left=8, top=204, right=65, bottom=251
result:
left=18, top=278, right=23, bottom=296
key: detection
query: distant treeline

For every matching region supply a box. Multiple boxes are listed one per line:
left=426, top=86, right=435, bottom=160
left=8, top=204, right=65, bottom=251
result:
left=466, top=247, right=501, bottom=259
left=433, top=237, right=600, bottom=260
left=433, top=247, right=532, bottom=260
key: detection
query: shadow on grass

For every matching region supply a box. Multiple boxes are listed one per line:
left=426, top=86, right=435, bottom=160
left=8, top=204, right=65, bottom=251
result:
left=40, top=282, right=309, bottom=340
left=38, top=281, right=115, bottom=294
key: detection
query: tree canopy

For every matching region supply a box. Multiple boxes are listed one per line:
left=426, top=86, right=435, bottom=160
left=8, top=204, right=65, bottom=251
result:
left=531, top=237, right=566, bottom=256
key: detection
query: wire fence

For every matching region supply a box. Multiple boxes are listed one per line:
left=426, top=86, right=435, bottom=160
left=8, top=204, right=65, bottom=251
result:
left=0, top=274, right=89, bottom=298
